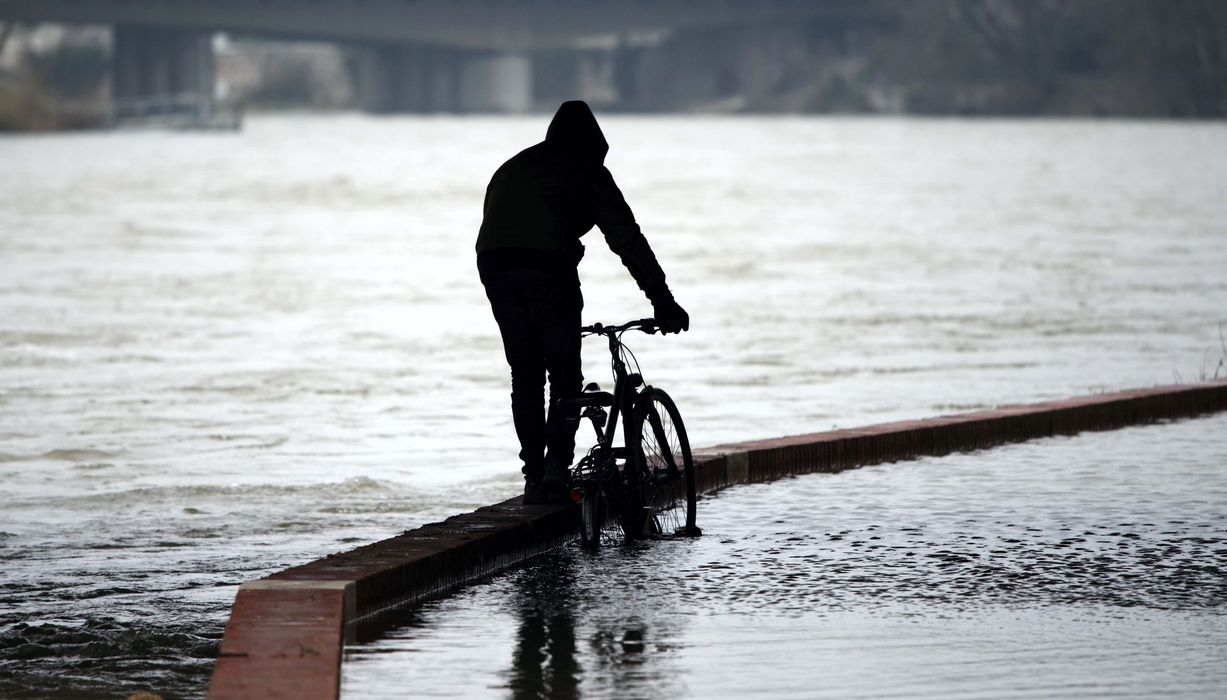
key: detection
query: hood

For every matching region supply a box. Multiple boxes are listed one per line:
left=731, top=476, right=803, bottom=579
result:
left=545, top=100, right=608, bottom=165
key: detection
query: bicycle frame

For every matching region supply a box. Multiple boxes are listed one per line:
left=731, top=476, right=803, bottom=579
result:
left=566, top=320, right=659, bottom=541
left=574, top=319, right=655, bottom=458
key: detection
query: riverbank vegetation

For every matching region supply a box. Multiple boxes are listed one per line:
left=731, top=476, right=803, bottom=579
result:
left=640, top=0, right=1227, bottom=117
left=0, top=40, right=107, bottom=130
left=871, top=0, right=1227, bottom=117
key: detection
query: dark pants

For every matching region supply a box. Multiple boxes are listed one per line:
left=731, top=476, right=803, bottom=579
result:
left=480, top=267, right=583, bottom=483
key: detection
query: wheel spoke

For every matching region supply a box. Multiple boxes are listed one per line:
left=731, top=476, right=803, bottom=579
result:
left=632, top=389, right=696, bottom=540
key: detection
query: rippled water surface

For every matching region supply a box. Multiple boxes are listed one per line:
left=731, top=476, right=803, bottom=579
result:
left=344, top=414, right=1227, bottom=699
left=2, top=115, right=1226, bottom=697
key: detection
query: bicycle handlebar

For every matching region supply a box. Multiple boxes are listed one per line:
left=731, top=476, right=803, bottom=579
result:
left=581, top=318, right=658, bottom=337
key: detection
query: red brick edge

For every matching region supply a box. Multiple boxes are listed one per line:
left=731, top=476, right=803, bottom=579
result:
left=207, top=381, right=1227, bottom=699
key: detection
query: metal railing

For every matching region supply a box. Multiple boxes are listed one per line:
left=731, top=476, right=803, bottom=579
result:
left=109, top=91, right=242, bottom=130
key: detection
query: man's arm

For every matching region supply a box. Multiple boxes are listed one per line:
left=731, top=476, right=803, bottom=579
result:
left=593, top=166, right=689, bottom=333
left=593, top=166, right=665, bottom=294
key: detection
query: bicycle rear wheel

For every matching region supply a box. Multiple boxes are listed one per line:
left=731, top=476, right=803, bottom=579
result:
left=633, top=387, right=700, bottom=537
left=581, top=479, right=642, bottom=547
left=578, top=482, right=602, bottom=548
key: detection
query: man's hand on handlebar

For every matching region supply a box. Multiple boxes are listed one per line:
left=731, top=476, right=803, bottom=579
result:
left=644, top=281, right=689, bottom=334
left=653, top=296, right=689, bottom=334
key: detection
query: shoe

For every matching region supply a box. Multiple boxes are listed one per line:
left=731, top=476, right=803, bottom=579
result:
left=541, top=457, right=571, bottom=489
left=541, top=456, right=575, bottom=506
left=522, top=481, right=547, bottom=505
left=544, top=482, right=575, bottom=506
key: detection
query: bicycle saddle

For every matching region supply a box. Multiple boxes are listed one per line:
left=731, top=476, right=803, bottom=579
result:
left=566, top=391, right=615, bottom=407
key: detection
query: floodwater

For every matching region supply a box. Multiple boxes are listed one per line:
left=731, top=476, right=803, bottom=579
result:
left=342, top=414, right=1227, bottom=699
left=1, top=114, right=1225, bottom=697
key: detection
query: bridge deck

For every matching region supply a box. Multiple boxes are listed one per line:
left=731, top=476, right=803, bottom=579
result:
left=0, top=0, right=885, bottom=50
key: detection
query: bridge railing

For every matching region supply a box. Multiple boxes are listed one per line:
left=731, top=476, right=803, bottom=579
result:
left=109, top=92, right=242, bottom=130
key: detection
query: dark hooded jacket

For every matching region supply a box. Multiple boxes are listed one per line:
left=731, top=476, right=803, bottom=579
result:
left=476, top=101, right=666, bottom=297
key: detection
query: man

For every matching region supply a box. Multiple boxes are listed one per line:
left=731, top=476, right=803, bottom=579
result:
left=477, top=100, right=689, bottom=505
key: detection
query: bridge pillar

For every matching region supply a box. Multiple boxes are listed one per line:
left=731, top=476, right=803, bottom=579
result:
left=355, top=44, right=455, bottom=113
left=457, top=51, right=531, bottom=112
left=112, top=25, right=215, bottom=117
left=354, top=44, right=530, bottom=114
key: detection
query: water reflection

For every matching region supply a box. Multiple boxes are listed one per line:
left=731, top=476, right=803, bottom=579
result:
left=518, top=546, right=691, bottom=700
left=506, top=553, right=581, bottom=700
left=344, top=545, right=691, bottom=699
left=505, top=547, right=691, bottom=700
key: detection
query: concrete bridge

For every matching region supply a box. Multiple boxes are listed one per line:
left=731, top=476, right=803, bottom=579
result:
left=0, top=0, right=885, bottom=116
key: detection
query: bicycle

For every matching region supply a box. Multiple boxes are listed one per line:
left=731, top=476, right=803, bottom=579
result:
left=564, top=318, right=701, bottom=548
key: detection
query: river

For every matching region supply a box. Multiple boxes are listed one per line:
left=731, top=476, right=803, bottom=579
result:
left=1, top=114, right=1225, bottom=697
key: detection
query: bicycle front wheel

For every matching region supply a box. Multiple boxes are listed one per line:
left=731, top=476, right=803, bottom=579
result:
left=633, top=387, right=700, bottom=537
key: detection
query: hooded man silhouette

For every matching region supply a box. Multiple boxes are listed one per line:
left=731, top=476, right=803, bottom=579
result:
left=477, top=100, right=688, bottom=505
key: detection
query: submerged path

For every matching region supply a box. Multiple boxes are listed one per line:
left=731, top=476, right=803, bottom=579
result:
left=207, top=381, right=1227, bottom=699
